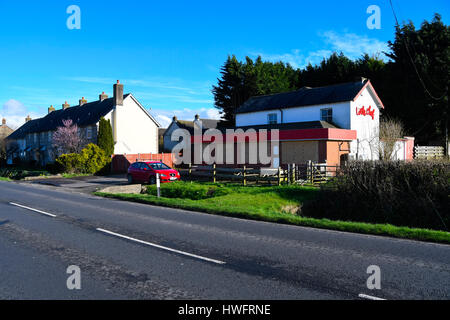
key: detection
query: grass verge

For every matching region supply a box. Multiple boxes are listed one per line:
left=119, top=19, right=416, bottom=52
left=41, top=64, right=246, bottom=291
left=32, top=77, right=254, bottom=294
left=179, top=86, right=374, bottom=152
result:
left=94, top=188, right=450, bottom=244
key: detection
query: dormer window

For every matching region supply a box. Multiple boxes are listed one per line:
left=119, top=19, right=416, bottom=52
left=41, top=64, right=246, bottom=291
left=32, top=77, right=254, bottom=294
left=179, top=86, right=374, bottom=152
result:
left=320, top=108, right=333, bottom=122
left=267, top=113, right=277, bottom=125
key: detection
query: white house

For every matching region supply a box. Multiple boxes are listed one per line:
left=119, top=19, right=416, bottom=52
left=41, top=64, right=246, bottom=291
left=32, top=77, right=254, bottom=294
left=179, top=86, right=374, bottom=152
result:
left=235, top=78, right=385, bottom=163
left=6, top=81, right=160, bottom=165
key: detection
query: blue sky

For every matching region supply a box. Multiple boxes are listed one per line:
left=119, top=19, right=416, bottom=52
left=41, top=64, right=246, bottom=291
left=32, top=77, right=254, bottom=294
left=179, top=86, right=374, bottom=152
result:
left=0, top=0, right=448, bottom=128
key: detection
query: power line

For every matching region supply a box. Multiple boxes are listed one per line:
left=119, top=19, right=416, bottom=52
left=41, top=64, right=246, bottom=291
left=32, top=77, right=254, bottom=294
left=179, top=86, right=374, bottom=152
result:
left=388, top=0, right=447, bottom=101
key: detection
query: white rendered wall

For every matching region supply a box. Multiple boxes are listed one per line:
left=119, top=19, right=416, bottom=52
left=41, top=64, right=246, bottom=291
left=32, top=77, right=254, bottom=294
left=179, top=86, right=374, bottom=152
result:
left=105, top=95, right=159, bottom=155
left=349, top=87, right=380, bottom=160
left=235, top=102, right=351, bottom=129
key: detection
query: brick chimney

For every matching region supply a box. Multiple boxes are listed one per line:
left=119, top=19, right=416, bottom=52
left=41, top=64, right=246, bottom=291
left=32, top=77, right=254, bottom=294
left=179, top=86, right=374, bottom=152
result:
left=113, top=80, right=124, bottom=106
left=25, top=115, right=31, bottom=122
left=48, top=105, right=55, bottom=114
left=99, top=92, right=108, bottom=101
left=2, top=118, right=6, bottom=125
left=62, top=101, right=70, bottom=110
left=79, top=97, right=87, bottom=106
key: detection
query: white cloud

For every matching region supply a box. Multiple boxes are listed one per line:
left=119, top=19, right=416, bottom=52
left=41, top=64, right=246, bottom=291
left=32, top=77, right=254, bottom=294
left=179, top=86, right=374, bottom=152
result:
left=321, top=31, right=389, bottom=60
left=0, top=99, right=43, bottom=129
left=252, top=31, right=389, bottom=69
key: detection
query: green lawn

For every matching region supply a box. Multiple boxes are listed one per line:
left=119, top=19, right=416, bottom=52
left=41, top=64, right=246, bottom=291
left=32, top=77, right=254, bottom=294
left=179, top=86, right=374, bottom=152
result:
left=95, top=182, right=450, bottom=244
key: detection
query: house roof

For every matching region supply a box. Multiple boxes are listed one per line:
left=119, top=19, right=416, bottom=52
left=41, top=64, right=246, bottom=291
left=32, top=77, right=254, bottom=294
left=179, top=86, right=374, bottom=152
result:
left=7, top=94, right=130, bottom=140
left=166, top=118, right=222, bottom=135
left=236, top=79, right=382, bottom=114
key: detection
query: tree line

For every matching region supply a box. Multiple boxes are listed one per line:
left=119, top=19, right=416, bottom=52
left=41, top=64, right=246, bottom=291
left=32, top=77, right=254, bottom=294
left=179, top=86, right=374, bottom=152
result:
left=213, top=14, right=449, bottom=145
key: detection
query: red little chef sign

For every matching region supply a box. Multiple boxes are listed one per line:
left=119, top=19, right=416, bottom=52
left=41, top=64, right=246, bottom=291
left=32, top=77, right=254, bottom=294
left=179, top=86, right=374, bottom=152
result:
left=356, top=105, right=375, bottom=120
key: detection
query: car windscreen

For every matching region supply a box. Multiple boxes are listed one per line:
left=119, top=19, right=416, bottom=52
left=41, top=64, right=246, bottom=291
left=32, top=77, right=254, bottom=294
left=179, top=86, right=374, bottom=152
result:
left=148, top=163, right=171, bottom=170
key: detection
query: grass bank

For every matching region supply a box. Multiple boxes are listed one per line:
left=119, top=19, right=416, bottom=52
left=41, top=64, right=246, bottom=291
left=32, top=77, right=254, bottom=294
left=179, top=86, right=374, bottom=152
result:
left=94, top=182, right=450, bottom=244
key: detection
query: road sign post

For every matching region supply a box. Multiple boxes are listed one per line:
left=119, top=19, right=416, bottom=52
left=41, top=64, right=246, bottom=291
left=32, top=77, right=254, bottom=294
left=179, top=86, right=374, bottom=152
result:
left=156, top=173, right=161, bottom=198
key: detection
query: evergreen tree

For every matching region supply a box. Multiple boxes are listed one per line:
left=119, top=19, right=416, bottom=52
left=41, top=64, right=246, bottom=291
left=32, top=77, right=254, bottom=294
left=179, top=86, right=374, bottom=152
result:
left=97, top=117, right=114, bottom=157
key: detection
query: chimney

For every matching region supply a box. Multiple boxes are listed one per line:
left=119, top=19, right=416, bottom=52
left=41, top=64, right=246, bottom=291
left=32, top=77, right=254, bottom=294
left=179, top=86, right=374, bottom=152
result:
left=113, top=80, right=124, bottom=106
left=25, top=115, right=31, bottom=122
left=48, top=105, right=55, bottom=114
left=99, top=91, right=108, bottom=101
left=355, top=76, right=368, bottom=83
left=194, top=114, right=200, bottom=121
left=2, top=118, right=6, bottom=125
left=172, top=116, right=177, bottom=122
left=79, top=97, right=87, bottom=106
left=62, top=101, right=70, bottom=110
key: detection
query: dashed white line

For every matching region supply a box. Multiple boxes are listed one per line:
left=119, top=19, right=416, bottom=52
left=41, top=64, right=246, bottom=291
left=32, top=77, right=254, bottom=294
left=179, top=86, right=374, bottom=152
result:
left=9, top=202, right=57, bottom=218
left=358, top=293, right=386, bottom=300
left=96, top=227, right=226, bottom=265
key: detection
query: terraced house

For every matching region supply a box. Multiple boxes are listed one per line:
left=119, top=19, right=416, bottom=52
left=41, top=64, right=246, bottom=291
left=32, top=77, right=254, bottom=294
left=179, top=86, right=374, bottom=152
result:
left=6, top=81, right=160, bottom=166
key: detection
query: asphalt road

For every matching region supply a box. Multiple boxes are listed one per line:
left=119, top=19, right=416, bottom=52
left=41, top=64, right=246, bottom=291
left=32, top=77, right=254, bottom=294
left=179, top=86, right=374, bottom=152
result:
left=0, top=180, right=449, bottom=300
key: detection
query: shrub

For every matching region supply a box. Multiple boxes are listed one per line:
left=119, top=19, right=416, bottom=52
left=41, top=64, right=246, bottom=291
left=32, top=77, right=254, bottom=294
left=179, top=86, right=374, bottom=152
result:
left=55, top=153, right=81, bottom=173
left=97, top=117, right=114, bottom=157
left=79, top=143, right=109, bottom=174
left=55, top=143, right=110, bottom=174
left=146, top=181, right=230, bottom=200
left=302, top=161, right=450, bottom=231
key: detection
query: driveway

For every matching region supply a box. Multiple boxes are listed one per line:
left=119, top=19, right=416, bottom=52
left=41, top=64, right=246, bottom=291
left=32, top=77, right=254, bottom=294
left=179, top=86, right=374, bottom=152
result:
left=18, top=174, right=128, bottom=194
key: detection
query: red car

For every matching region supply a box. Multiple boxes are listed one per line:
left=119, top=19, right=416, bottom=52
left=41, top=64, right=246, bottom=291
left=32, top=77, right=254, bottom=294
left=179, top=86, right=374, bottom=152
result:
left=127, top=161, right=180, bottom=184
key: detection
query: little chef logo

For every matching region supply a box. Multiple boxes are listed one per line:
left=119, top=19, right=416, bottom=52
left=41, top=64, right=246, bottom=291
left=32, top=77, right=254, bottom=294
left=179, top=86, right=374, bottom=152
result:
left=356, top=105, right=375, bottom=120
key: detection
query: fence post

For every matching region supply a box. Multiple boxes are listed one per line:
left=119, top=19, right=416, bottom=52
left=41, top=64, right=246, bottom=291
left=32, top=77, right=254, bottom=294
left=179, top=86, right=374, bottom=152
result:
left=213, top=163, right=216, bottom=183
left=278, top=166, right=281, bottom=186
left=291, top=163, right=296, bottom=183
left=243, top=165, right=247, bottom=186
left=189, top=163, right=192, bottom=177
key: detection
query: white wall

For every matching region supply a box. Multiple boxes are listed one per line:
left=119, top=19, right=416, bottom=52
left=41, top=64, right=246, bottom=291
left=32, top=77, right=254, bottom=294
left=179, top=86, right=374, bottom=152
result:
left=104, top=95, right=159, bottom=155
left=349, top=87, right=380, bottom=160
left=235, top=102, right=351, bottom=128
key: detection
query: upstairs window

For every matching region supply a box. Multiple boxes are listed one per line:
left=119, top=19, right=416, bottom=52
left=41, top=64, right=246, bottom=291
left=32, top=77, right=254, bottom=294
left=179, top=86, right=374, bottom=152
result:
left=320, top=108, right=333, bottom=122
left=267, top=113, right=277, bottom=125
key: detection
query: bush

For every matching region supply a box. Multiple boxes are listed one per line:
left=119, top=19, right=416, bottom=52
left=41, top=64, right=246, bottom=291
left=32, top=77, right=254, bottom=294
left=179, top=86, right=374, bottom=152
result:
left=55, top=143, right=110, bottom=175
left=302, top=161, right=450, bottom=231
left=146, top=181, right=231, bottom=200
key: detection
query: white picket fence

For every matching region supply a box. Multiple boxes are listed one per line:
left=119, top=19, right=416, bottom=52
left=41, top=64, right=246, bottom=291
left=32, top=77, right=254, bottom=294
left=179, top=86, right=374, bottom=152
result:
left=414, top=146, right=445, bottom=159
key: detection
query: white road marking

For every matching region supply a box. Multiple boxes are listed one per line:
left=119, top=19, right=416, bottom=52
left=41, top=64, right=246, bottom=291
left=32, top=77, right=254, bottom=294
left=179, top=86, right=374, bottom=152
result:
left=358, top=293, right=386, bottom=300
left=9, top=202, right=57, bottom=218
left=96, top=227, right=226, bottom=265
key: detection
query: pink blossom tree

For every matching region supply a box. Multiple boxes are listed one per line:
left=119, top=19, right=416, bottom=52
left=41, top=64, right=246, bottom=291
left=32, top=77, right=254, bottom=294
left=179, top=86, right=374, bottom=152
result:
left=52, top=119, right=84, bottom=155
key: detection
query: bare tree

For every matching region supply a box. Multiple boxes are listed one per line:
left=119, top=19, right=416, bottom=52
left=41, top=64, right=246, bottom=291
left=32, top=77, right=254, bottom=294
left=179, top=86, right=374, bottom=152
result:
left=52, top=119, right=84, bottom=155
left=379, top=118, right=405, bottom=160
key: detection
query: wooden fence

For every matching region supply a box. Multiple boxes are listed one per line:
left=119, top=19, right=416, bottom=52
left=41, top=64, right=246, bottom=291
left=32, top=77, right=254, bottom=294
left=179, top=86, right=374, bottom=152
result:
left=414, top=146, right=445, bottom=160
left=177, top=162, right=339, bottom=186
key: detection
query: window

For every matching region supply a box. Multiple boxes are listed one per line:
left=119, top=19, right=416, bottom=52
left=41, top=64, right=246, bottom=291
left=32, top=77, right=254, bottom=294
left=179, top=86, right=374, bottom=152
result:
left=267, top=113, right=277, bottom=125
left=86, top=127, right=92, bottom=139
left=48, top=131, right=52, bottom=141
left=34, top=133, right=37, bottom=143
left=148, top=162, right=170, bottom=170
left=320, top=108, right=333, bottom=122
